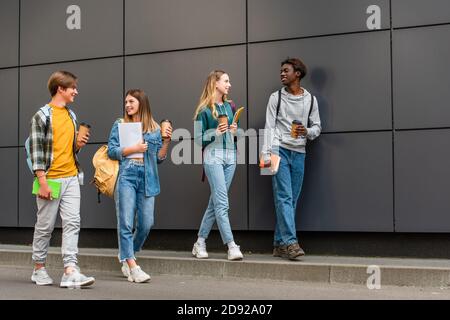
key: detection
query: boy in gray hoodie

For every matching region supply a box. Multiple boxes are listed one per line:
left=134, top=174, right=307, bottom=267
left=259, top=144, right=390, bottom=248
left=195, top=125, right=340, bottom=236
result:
left=261, top=58, right=321, bottom=260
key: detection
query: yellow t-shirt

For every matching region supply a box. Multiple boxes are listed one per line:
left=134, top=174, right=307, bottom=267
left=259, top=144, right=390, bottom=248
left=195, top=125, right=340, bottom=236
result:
left=46, top=105, right=78, bottom=179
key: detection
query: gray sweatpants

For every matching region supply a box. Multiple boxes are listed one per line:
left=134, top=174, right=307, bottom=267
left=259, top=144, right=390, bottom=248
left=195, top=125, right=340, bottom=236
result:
left=32, top=176, right=81, bottom=268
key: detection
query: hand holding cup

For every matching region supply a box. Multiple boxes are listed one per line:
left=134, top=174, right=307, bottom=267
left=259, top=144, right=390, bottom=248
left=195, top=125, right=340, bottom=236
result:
left=76, top=123, right=91, bottom=149
left=161, top=120, right=173, bottom=142
left=216, top=115, right=229, bottom=135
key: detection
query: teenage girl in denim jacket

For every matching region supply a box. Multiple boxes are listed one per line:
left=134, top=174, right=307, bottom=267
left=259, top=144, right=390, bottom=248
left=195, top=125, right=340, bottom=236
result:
left=108, top=89, right=172, bottom=283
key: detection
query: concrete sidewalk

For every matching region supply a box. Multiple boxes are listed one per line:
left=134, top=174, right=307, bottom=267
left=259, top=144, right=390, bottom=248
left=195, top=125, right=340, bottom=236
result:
left=1, top=244, right=450, bottom=288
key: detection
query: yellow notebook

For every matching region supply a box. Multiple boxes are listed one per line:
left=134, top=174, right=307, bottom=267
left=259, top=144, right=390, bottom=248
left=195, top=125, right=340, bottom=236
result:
left=232, top=107, right=245, bottom=124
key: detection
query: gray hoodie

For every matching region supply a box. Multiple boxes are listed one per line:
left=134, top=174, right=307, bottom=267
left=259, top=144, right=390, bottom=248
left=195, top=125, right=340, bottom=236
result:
left=261, top=87, right=321, bottom=158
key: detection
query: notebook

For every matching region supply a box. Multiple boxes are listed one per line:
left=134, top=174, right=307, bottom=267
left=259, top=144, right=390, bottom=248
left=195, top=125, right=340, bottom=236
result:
left=260, top=153, right=281, bottom=176
left=32, top=178, right=62, bottom=199
left=118, top=122, right=143, bottom=158
left=232, top=107, right=245, bottom=124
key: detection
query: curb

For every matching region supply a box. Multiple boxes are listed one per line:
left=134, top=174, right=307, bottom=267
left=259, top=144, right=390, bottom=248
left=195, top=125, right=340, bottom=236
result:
left=1, top=248, right=450, bottom=287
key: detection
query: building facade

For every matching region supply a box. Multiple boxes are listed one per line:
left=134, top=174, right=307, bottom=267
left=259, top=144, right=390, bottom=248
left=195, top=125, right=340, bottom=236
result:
left=1, top=0, right=450, bottom=238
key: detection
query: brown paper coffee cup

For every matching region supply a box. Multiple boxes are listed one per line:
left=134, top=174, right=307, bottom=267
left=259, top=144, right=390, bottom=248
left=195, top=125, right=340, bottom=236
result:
left=291, top=120, right=302, bottom=138
left=218, top=115, right=228, bottom=127
left=160, top=120, right=172, bottom=139
left=78, top=123, right=91, bottom=139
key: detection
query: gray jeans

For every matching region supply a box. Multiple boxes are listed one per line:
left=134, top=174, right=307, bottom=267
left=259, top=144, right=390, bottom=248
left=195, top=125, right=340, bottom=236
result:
left=32, top=176, right=80, bottom=268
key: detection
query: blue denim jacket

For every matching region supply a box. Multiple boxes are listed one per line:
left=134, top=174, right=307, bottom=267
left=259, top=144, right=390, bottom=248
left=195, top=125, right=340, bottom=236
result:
left=107, top=119, right=165, bottom=197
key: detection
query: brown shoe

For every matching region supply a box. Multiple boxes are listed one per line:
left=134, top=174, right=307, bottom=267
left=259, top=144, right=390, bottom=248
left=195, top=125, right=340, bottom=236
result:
left=273, top=245, right=287, bottom=258
left=287, top=243, right=305, bottom=260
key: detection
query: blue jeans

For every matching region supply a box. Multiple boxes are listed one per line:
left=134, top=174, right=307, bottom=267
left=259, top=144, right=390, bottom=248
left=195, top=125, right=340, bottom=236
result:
left=117, top=159, right=155, bottom=262
left=198, top=147, right=236, bottom=244
left=272, top=147, right=306, bottom=246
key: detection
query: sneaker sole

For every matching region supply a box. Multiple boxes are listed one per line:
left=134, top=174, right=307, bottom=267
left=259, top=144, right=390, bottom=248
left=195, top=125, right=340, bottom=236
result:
left=31, top=278, right=53, bottom=286
left=228, top=255, right=244, bottom=261
left=127, top=275, right=151, bottom=283
left=288, top=252, right=305, bottom=260
left=60, top=278, right=95, bottom=288
left=192, top=249, right=208, bottom=259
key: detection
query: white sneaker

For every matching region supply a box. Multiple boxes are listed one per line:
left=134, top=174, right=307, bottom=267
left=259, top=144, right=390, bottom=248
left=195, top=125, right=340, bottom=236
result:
left=128, top=266, right=151, bottom=283
left=31, top=267, right=54, bottom=286
left=60, top=267, right=95, bottom=288
left=227, top=245, right=244, bottom=261
left=121, top=262, right=130, bottom=278
left=192, top=242, right=208, bottom=259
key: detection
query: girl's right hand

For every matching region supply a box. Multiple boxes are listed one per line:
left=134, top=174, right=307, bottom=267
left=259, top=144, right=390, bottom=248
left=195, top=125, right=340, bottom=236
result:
left=216, top=123, right=228, bottom=136
left=135, top=141, right=148, bottom=153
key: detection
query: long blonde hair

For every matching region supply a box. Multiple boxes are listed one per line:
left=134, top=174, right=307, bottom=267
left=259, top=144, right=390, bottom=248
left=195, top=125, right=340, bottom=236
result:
left=193, top=70, right=229, bottom=120
left=124, top=89, right=160, bottom=133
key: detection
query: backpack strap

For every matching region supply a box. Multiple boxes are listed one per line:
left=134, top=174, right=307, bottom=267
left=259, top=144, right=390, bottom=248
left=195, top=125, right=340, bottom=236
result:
left=273, top=89, right=282, bottom=128
left=40, top=105, right=51, bottom=131
left=307, top=95, right=315, bottom=127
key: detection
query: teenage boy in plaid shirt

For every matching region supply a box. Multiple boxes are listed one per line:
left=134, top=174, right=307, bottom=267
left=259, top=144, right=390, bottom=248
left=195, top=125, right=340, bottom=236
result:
left=29, top=71, right=95, bottom=288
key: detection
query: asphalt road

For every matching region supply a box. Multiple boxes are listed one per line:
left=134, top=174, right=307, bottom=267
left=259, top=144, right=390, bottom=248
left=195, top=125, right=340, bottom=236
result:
left=1, top=265, right=450, bottom=301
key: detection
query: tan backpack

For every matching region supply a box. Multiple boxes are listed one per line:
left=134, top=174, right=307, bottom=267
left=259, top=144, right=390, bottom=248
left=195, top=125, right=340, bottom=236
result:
left=91, top=145, right=119, bottom=201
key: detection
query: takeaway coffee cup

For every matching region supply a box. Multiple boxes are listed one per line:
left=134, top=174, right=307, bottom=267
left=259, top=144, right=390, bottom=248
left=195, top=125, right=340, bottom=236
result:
left=160, top=119, right=172, bottom=140
left=291, top=120, right=303, bottom=138
left=78, top=122, right=91, bottom=139
left=218, top=114, right=228, bottom=127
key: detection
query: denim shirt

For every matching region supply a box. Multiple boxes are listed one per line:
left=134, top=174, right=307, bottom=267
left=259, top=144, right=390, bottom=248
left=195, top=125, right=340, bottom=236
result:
left=107, top=119, right=165, bottom=197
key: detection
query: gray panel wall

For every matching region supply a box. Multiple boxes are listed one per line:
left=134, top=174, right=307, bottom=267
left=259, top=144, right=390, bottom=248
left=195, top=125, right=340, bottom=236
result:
left=1, top=2, right=450, bottom=234
left=395, top=130, right=450, bottom=232
left=21, top=0, right=123, bottom=65
left=250, top=132, right=393, bottom=232
left=392, top=0, right=450, bottom=28
left=126, top=0, right=246, bottom=54
left=155, top=142, right=247, bottom=230
left=0, top=69, right=18, bottom=147
left=125, top=45, right=247, bottom=132
left=0, top=0, right=19, bottom=68
left=393, top=25, right=450, bottom=129
left=249, top=0, right=390, bottom=42
left=19, top=58, right=123, bottom=144
left=249, top=32, right=392, bottom=132
left=0, top=149, right=18, bottom=227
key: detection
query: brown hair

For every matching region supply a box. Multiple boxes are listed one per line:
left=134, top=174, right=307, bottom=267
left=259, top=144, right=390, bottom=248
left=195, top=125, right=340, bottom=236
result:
left=281, top=58, right=307, bottom=80
left=124, top=89, right=159, bottom=133
left=47, top=71, right=78, bottom=97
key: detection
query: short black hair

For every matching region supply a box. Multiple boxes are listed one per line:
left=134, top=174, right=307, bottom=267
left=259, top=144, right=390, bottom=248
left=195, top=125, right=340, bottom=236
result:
left=281, top=58, right=307, bottom=80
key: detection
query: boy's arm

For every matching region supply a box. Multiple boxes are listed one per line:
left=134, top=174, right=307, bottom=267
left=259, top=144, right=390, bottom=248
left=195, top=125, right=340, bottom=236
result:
left=30, top=115, right=47, bottom=172
left=30, top=115, right=52, bottom=199
left=261, top=94, right=278, bottom=160
left=306, top=97, right=321, bottom=140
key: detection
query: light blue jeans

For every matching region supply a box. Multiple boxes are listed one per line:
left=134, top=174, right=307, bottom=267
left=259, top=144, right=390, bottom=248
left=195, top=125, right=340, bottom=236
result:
left=198, top=147, right=236, bottom=245
left=116, top=159, right=155, bottom=262
left=272, top=147, right=306, bottom=246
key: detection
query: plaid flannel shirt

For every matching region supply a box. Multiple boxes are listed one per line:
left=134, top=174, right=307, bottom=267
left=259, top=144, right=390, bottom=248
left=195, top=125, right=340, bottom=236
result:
left=29, top=105, right=80, bottom=173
